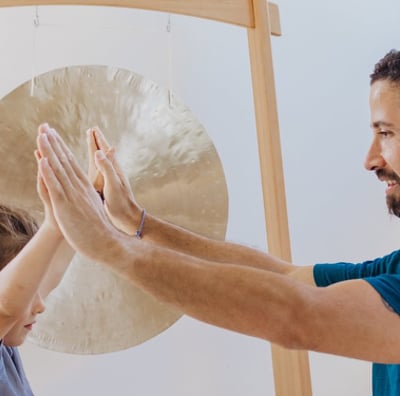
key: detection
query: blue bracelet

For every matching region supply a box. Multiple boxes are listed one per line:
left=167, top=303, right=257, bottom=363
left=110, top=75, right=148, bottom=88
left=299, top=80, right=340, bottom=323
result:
left=135, top=209, right=146, bottom=239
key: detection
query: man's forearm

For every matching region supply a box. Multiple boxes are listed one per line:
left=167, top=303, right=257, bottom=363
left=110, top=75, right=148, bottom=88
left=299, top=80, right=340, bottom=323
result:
left=100, top=233, right=311, bottom=349
left=142, top=212, right=295, bottom=274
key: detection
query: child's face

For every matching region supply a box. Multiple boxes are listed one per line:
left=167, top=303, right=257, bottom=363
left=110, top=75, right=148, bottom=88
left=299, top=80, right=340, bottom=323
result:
left=3, top=293, right=45, bottom=346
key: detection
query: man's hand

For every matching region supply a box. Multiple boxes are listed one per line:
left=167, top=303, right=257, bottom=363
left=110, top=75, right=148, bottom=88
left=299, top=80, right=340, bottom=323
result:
left=87, top=127, right=142, bottom=236
left=87, top=126, right=108, bottom=195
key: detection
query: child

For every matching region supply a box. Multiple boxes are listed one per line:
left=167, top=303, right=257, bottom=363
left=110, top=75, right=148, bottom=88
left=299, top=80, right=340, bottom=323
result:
left=0, top=143, right=74, bottom=395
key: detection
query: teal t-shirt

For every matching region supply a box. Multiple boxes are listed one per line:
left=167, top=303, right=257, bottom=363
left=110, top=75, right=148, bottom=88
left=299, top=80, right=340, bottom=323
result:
left=314, top=249, right=400, bottom=396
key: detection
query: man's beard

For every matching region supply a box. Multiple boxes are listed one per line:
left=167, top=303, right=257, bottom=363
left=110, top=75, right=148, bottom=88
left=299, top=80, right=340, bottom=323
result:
left=386, top=194, right=400, bottom=217
left=376, top=169, right=400, bottom=217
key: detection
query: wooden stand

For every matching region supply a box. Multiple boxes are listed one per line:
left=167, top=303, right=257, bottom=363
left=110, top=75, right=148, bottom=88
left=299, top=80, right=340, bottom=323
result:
left=0, top=1, right=312, bottom=394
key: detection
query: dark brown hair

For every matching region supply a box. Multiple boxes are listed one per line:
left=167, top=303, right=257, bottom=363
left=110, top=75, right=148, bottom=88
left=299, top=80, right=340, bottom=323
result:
left=370, top=49, right=400, bottom=85
left=0, top=204, right=38, bottom=270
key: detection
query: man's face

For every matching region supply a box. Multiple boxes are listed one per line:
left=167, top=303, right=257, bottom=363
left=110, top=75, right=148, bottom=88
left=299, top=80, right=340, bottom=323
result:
left=365, top=79, right=400, bottom=217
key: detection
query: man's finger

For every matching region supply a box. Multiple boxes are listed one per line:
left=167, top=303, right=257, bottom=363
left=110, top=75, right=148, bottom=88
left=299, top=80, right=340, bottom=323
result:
left=47, top=126, right=89, bottom=186
left=37, top=170, right=50, bottom=203
left=107, top=149, right=131, bottom=189
left=38, top=123, right=50, bottom=135
left=86, top=129, right=104, bottom=189
left=38, top=126, right=87, bottom=198
left=34, top=149, right=42, bottom=161
left=92, top=171, right=104, bottom=193
left=94, top=150, right=121, bottom=190
left=37, top=132, right=74, bottom=195
left=38, top=157, right=64, bottom=203
left=87, top=129, right=97, bottom=166
left=92, top=127, right=111, bottom=151
left=48, top=128, right=107, bottom=209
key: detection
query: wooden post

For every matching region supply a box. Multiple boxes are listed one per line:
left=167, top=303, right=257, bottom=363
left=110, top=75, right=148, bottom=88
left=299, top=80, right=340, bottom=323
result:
left=247, top=0, right=312, bottom=395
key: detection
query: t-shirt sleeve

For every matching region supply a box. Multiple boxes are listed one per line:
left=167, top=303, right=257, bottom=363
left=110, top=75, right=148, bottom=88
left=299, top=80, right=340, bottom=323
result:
left=313, top=250, right=400, bottom=287
left=313, top=249, right=400, bottom=316
left=365, top=275, right=400, bottom=315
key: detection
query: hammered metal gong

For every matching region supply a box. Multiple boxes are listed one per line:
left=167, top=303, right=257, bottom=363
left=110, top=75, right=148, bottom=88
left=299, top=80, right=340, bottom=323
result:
left=0, top=65, right=228, bottom=354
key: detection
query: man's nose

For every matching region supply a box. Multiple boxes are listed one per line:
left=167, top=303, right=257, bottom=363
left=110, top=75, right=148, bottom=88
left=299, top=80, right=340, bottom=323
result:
left=364, top=138, right=386, bottom=171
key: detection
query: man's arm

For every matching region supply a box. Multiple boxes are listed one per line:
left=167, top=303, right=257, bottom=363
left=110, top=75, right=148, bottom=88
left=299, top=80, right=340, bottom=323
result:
left=49, top=126, right=400, bottom=365
left=133, top=212, right=301, bottom=274
left=109, top=237, right=400, bottom=363
left=132, top=211, right=316, bottom=284
left=88, top=127, right=309, bottom=277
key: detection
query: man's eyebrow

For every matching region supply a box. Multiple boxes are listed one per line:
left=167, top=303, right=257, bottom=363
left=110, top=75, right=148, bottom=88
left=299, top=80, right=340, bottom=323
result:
left=372, top=121, right=396, bottom=128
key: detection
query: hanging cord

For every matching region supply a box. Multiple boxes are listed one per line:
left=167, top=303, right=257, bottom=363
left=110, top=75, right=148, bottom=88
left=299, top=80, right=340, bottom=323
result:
left=167, top=14, right=173, bottom=106
left=30, top=6, right=40, bottom=97
left=29, top=11, right=170, bottom=97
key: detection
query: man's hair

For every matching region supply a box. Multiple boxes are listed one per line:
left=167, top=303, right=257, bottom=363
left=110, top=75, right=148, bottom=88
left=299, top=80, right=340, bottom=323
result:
left=370, top=49, right=400, bottom=85
left=0, top=204, right=38, bottom=270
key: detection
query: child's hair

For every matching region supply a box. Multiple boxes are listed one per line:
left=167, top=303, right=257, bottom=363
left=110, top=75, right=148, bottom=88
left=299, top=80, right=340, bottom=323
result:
left=0, top=204, right=39, bottom=270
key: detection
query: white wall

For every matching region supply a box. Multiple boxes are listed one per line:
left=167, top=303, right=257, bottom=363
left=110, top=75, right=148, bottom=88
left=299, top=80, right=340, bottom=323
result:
left=0, top=1, right=397, bottom=395
left=273, top=0, right=400, bottom=395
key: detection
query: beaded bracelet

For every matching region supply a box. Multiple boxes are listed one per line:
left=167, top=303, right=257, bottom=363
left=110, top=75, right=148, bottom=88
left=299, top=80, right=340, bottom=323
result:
left=135, top=209, right=147, bottom=239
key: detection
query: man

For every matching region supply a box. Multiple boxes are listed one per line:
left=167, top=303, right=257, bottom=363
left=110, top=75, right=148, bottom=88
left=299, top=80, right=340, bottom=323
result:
left=36, top=49, right=400, bottom=395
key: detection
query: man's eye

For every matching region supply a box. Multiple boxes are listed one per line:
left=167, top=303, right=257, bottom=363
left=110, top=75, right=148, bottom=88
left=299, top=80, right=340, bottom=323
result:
left=378, top=130, right=390, bottom=137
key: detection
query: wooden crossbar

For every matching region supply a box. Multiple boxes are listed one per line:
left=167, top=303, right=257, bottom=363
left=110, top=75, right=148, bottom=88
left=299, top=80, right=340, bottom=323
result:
left=0, top=0, right=281, bottom=34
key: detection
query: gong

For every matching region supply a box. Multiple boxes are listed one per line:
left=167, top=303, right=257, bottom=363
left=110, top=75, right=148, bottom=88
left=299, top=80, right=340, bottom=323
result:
left=0, top=65, right=228, bottom=354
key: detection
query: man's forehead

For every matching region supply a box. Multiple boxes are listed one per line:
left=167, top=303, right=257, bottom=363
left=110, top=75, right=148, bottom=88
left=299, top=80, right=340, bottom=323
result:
left=370, top=79, right=400, bottom=98
left=370, top=80, right=400, bottom=126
